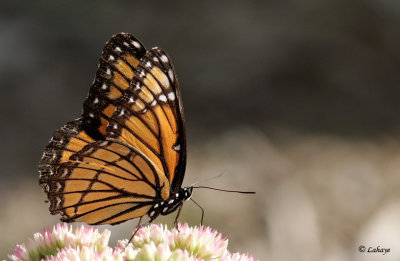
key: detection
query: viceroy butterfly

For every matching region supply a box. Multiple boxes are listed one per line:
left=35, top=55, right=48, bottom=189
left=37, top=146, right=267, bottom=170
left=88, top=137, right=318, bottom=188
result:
left=39, top=33, right=190, bottom=226
left=38, top=33, right=254, bottom=233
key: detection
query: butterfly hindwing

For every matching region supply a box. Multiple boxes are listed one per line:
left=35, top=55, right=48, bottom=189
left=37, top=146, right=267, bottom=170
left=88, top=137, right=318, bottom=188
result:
left=42, top=139, right=170, bottom=225
left=39, top=118, right=94, bottom=184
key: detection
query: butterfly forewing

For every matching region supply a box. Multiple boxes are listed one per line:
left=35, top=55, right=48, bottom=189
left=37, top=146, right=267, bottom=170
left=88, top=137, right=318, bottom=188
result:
left=82, top=33, right=146, bottom=139
left=39, top=33, right=146, bottom=192
left=106, top=48, right=186, bottom=190
left=39, top=33, right=187, bottom=226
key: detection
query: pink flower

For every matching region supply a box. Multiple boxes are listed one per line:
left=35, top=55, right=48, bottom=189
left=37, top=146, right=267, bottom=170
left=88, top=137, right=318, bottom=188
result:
left=130, top=223, right=254, bottom=260
left=9, top=223, right=256, bottom=261
left=8, top=223, right=110, bottom=261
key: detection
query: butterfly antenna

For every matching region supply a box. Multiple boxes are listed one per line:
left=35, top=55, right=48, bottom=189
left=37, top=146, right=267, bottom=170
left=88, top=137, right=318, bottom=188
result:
left=189, top=173, right=225, bottom=187
left=190, top=198, right=204, bottom=225
left=192, top=186, right=255, bottom=194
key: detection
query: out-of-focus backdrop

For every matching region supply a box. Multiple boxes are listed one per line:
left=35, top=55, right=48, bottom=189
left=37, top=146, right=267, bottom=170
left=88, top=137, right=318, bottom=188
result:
left=2, top=1, right=400, bottom=260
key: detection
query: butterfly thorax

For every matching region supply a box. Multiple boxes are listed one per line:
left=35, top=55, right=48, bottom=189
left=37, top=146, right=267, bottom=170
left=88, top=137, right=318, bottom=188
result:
left=148, top=187, right=193, bottom=220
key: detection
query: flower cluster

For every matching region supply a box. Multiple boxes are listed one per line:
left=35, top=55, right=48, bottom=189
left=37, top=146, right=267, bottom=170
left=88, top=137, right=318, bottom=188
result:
left=9, top=223, right=110, bottom=261
left=9, top=223, right=255, bottom=261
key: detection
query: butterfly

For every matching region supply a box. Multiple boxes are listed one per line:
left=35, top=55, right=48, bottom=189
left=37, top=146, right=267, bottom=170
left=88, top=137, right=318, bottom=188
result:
left=38, top=33, right=192, bottom=227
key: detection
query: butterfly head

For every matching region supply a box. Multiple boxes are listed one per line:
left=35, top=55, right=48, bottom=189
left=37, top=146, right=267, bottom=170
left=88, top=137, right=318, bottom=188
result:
left=182, top=186, right=193, bottom=201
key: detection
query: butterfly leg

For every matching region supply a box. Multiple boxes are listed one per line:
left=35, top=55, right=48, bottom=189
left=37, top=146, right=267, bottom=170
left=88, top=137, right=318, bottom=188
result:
left=128, top=216, right=145, bottom=244
left=173, top=205, right=184, bottom=231
left=190, top=198, right=204, bottom=226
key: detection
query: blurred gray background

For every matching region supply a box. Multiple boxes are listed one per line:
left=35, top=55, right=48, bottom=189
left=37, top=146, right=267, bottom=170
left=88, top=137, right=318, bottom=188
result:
left=2, top=1, right=400, bottom=260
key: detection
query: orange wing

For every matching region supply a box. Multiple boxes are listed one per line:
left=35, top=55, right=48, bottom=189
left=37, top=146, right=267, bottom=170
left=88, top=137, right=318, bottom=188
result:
left=106, top=48, right=186, bottom=191
left=40, top=136, right=169, bottom=225
left=39, top=119, right=94, bottom=180
left=39, top=33, right=146, bottom=175
left=82, top=33, right=146, bottom=138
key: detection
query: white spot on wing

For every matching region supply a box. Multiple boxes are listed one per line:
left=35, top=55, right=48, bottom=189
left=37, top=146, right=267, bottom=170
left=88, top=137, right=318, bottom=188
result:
left=153, top=57, right=159, bottom=62
left=132, top=41, right=141, bottom=49
left=168, top=92, right=176, bottom=101
left=99, top=141, right=108, bottom=146
left=101, top=84, right=108, bottom=90
left=159, top=95, right=167, bottom=102
left=173, top=144, right=181, bottom=151
left=89, top=113, right=94, bottom=118
left=56, top=197, right=61, bottom=208
left=145, top=61, right=152, bottom=68
left=160, top=55, right=168, bottom=63
left=93, top=98, right=99, bottom=104
left=109, top=55, right=115, bottom=61
left=106, top=68, right=111, bottom=75
left=118, top=109, right=125, bottom=116
left=168, top=69, right=174, bottom=82
left=61, top=169, right=68, bottom=178
left=115, top=47, right=122, bottom=52
left=134, top=82, right=140, bottom=91
left=123, top=41, right=129, bottom=47
left=150, top=100, right=157, bottom=106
